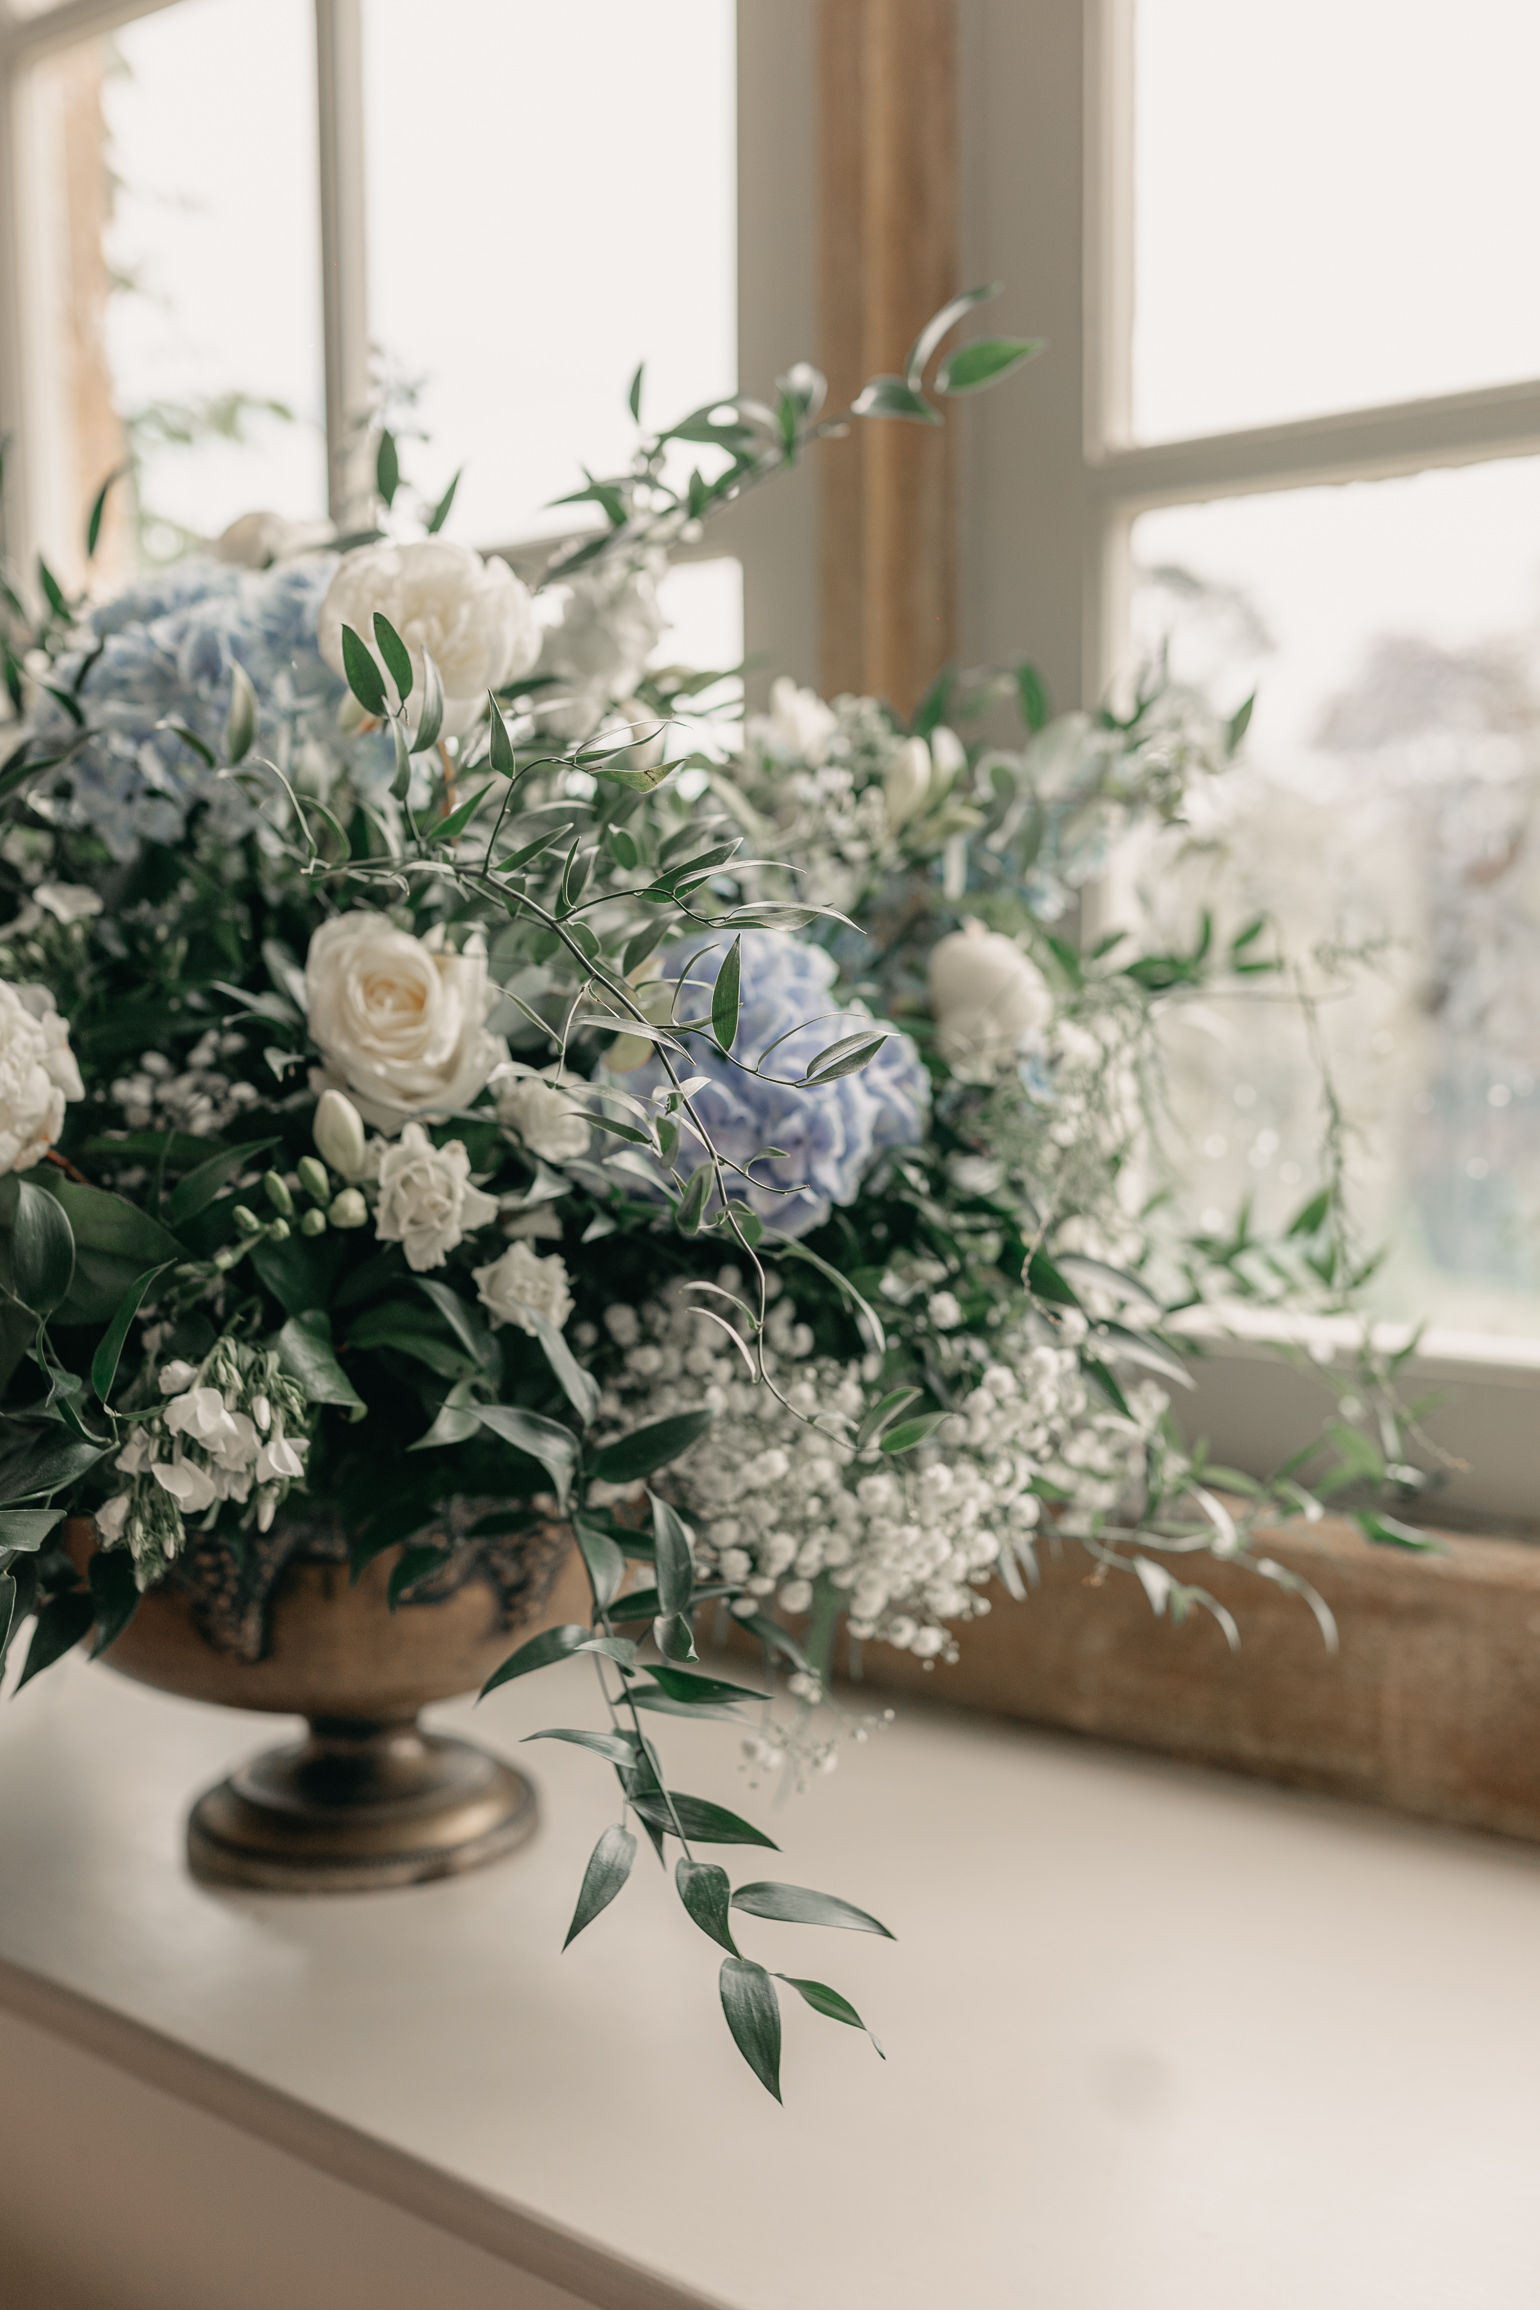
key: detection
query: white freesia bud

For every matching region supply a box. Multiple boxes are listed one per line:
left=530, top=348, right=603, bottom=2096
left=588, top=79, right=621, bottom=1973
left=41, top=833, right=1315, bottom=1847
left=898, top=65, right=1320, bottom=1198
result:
left=329, top=1188, right=368, bottom=1229
left=0, top=979, right=82, bottom=1173
left=373, top=1123, right=499, bottom=1273
left=928, top=919, right=1053, bottom=1082
left=761, top=676, right=837, bottom=767
left=157, top=1359, right=200, bottom=1395
left=472, top=1240, right=574, bottom=1334
left=304, top=914, right=508, bottom=1131
left=313, top=1087, right=368, bottom=1178
left=884, top=736, right=932, bottom=832
left=317, top=540, right=539, bottom=741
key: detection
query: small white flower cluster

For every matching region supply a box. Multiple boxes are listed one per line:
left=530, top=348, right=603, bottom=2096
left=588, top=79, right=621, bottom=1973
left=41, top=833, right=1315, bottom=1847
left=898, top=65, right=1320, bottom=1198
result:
left=111, top=1030, right=261, bottom=1137
left=309, top=1087, right=574, bottom=1321
left=95, top=1338, right=313, bottom=1587
left=592, top=1279, right=1168, bottom=1657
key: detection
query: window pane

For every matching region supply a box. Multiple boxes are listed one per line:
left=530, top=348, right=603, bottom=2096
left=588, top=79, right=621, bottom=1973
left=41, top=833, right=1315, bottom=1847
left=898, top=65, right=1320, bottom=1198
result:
left=1130, top=457, right=1540, bottom=1337
left=1132, top=0, right=1540, bottom=442
left=19, top=0, right=325, bottom=588
left=362, top=0, right=736, bottom=545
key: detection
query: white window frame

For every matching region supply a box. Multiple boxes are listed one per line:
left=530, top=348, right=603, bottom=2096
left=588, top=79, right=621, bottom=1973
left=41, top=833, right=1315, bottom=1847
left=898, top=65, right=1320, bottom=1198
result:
left=956, top=0, right=1540, bottom=1524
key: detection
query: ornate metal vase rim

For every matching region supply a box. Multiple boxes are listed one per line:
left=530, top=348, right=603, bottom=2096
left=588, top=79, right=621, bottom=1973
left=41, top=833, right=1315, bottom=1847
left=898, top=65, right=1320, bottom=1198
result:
left=68, top=1503, right=585, bottom=1894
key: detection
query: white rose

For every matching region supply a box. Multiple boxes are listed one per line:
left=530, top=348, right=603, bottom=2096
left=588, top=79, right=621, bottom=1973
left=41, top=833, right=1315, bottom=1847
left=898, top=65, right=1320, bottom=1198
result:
left=318, top=540, right=539, bottom=741
left=761, top=676, right=836, bottom=766
left=928, top=920, right=1054, bottom=1082
left=0, top=980, right=82, bottom=1173
left=883, top=736, right=932, bottom=831
left=374, top=1123, right=499, bottom=1272
left=472, top=1240, right=574, bottom=1335
left=304, top=913, right=508, bottom=1130
left=152, top=1459, right=220, bottom=1517
left=493, top=1072, right=590, bottom=1164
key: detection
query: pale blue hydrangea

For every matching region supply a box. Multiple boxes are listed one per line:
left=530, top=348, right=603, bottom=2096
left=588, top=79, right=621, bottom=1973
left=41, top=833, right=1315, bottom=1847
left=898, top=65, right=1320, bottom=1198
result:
left=31, top=554, right=367, bottom=858
left=609, top=929, right=929, bottom=1239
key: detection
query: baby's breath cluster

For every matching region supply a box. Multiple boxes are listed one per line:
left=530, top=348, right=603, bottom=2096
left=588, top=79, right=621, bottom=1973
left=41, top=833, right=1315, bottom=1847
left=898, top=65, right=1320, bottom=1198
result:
left=590, top=1279, right=1168, bottom=1660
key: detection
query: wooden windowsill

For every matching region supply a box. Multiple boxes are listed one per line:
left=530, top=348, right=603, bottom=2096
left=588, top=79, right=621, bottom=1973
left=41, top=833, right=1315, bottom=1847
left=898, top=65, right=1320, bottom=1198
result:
left=812, top=1512, right=1540, bottom=1844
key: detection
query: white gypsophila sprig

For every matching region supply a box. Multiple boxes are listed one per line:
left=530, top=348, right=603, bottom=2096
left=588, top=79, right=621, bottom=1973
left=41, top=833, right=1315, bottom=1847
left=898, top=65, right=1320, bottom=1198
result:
left=110, top=1028, right=262, bottom=1137
left=588, top=1279, right=1167, bottom=1662
left=94, top=1336, right=314, bottom=1588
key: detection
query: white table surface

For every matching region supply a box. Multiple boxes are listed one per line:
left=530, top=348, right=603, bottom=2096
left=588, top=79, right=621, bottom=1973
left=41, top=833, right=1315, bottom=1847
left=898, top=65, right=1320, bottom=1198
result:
left=2, top=1647, right=1539, bottom=2309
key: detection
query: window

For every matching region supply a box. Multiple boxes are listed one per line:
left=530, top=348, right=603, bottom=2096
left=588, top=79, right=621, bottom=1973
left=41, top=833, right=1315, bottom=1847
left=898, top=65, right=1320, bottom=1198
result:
left=957, top=0, right=1540, bottom=1518
left=0, top=0, right=745, bottom=670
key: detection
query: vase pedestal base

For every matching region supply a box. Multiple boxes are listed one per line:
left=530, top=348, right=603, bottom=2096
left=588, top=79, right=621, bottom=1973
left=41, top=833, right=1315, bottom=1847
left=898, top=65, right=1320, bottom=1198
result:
left=187, top=1716, right=538, bottom=1893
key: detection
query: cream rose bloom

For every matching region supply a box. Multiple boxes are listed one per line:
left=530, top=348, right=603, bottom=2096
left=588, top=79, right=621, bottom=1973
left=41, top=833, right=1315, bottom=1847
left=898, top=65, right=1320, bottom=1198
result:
left=0, top=980, right=83, bottom=1173
left=318, top=540, right=539, bottom=741
left=928, top=920, right=1053, bottom=1082
left=373, top=1123, right=499, bottom=1272
left=304, top=913, right=508, bottom=1130
left=472, top=1240, right=574, bottom=1335
left=493, top=1070, right=591, bottom=1164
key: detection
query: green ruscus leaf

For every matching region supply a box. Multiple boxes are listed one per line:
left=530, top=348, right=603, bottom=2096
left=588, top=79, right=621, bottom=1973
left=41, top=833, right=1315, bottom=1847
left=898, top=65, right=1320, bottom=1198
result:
left=776, top=1974, right=885, bottom=2057
left=719, top=1958, right=782, bottom=2100
left=730, top=1881, right=896, bottom=1938
left=564, top=1822, right=636, bottom=1947
left=676, top=1858, right=738, bottom=1953
left=339, top=623, right=387, bottom=718
left=711, top=934, right=742, bottom=1054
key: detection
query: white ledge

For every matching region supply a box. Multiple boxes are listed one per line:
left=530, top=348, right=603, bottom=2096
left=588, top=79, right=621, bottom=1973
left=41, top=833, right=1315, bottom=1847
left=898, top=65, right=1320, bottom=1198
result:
left=1, top=1654, right=1538, bottom=2307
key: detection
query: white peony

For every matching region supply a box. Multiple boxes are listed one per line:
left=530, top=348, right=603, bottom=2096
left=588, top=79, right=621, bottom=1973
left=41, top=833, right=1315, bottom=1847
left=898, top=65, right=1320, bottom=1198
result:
left=317, top=540, right=539, bottom=741
left=761, top=676, right=837, bottom=767
left=304, top=913, right=508, bottom=1130
left=472, top=1239, right=574, bottom=1334
left=928, top=919, right=1054, bottom=1082
left=0, top=979, right=83, bottom=1173
left=493, top=1071, right=590, bottom=1164
left=373, top=1123, right=499, bottom=1272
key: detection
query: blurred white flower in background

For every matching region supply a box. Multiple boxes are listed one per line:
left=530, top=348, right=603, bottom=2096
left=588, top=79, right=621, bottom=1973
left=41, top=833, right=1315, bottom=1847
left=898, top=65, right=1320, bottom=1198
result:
left=927, top=919, right=1053, bottom=1082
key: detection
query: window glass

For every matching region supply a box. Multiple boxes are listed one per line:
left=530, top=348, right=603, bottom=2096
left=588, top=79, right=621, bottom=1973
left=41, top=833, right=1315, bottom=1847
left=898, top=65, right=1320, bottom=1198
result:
left=362, top=0, right=736, bottom=546
left=1133, top=0, right=1540, bottom=442
left=19, top=0, right=325, bottom=589
left=1130, top=456, right=1540, bottom=1336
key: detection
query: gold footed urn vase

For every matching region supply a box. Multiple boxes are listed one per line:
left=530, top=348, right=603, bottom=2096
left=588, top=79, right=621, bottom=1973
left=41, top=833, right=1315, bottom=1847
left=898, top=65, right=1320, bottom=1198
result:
left=65, top=1506, right=588, bottom=1894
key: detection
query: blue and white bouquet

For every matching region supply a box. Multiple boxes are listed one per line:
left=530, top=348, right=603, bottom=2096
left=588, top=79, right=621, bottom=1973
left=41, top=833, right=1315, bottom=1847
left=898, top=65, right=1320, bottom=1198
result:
left=0, top=292, right=1424, bottom=2097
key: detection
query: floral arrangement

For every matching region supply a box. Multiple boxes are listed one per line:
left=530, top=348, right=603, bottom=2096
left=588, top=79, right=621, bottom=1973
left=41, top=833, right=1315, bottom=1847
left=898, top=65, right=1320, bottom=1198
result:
left=0, top=292, right=1432, bottom=2098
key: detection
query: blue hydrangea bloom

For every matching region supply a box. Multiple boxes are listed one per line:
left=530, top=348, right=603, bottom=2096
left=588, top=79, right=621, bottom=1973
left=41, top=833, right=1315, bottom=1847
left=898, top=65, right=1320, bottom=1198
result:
left=32, top=554, right=360, bottom=858
left=609, top=929, right=929, bottom=1239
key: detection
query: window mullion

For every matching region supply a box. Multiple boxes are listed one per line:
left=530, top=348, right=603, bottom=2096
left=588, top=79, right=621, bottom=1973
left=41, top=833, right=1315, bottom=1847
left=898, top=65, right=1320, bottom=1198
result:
left=315, top=0, right=369, bottom=527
